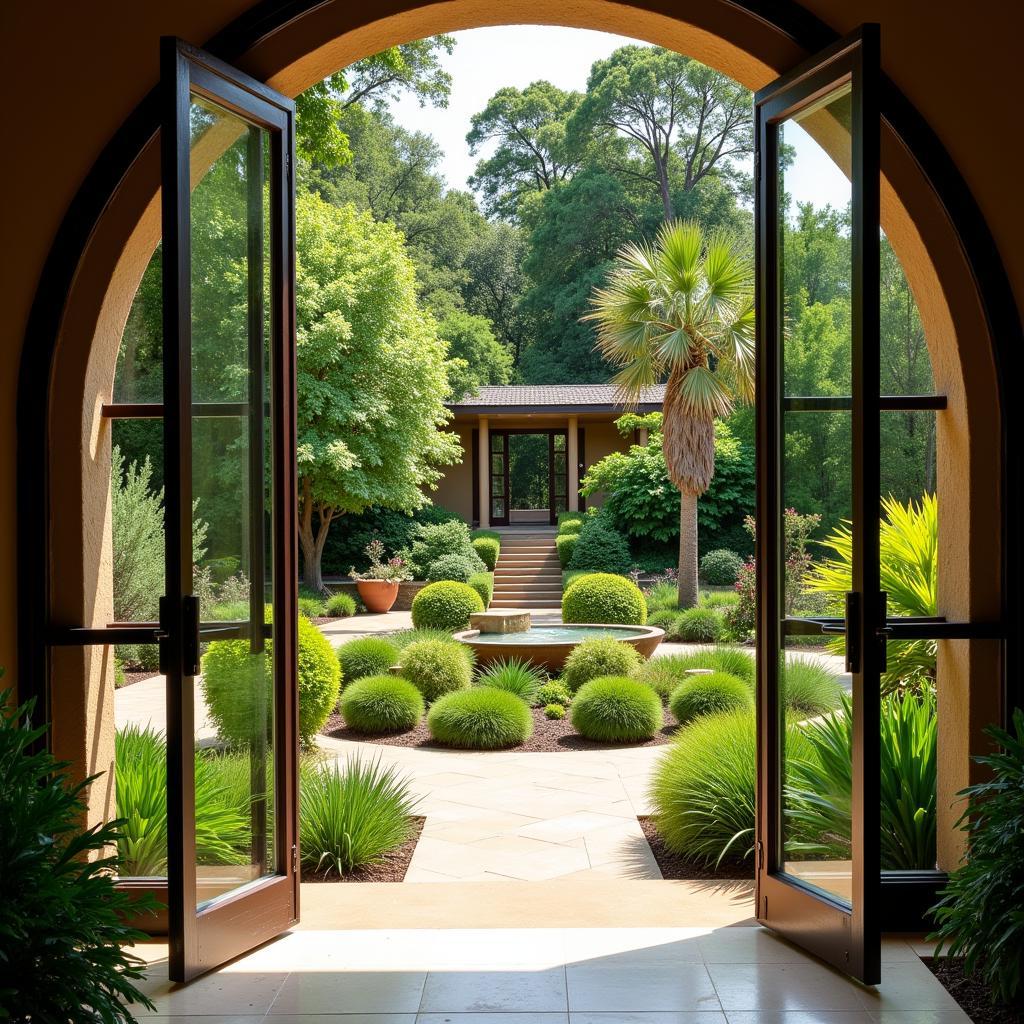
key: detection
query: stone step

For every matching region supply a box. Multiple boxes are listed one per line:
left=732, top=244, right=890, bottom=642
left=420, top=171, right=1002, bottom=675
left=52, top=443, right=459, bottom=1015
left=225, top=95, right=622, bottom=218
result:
left=494, top=572, right=562, bottom=581
left=490, top=600, right=562, bottom=609
left=498, top=554, right=560, bottom=562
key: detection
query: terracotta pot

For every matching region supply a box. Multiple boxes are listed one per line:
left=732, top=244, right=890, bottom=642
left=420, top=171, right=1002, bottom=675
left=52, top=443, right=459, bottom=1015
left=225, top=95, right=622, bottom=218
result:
left=356, top=579, right=400, bottom=613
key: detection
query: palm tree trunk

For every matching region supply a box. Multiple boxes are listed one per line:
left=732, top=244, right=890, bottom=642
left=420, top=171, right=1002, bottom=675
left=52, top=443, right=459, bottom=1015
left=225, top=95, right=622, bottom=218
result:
left=677, top=489, right=699, bottom=609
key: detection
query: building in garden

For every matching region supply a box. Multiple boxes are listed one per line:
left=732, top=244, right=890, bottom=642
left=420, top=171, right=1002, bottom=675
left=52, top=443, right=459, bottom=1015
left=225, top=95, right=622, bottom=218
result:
left=436, top=384, right=665, bottom=527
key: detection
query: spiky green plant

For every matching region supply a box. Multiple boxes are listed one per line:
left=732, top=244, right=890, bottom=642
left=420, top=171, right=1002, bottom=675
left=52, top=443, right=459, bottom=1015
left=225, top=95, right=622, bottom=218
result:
left=477, top=657, right=546, bottom=705
left=644, top=580, right=680, bottom=615
left=571, top=676, right=663, bottom=743
left=427, top=688, right=533, bottom=749
left=562, top=636, right=642, bottom=694
left=634, top=648, right=755, bottom=699
left=668, top=671, right=752, bottom=726
left=339, top=676, right=424, bottom=734
left=782, top=657, right=843, bottom=717
left=299, top=755, right=419, bottom=877
left=337, top=636, right=400, bottom=686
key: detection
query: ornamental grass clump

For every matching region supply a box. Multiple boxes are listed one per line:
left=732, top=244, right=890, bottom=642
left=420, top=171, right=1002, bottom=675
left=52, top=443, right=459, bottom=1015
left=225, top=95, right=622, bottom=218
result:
left=397, top=638, right=472, bottom=704
left=668, top=671, right=752, bottom=726
left=563, top=573, right=646, bottom=624
left=411, top=579, right=484, bottom=632
left=635, top=647, right=755, bottom=699
left=571, top=676, right=663, bottom=743
left=561, top=636, right=642, bottom=694
left=671, top=606, right=723, bottom=643
left=339, top=676, right=424, bottom=734
left=427, top=688, right=533, bottom=749
left=326, top=592, right=357, bottom=617
left=299, top=755, right=419, bottom=877
left=782, top=657, right=843, bottom=716
left=477, top=657, right=546, bottom=705
left=337, top=636, right=400, bottom=686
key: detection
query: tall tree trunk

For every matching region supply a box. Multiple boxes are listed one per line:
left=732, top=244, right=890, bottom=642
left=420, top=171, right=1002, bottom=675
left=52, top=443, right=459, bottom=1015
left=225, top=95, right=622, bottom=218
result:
left=298, top=476, right=335, bottom=593
left=677, top=489, right=699, bottom=609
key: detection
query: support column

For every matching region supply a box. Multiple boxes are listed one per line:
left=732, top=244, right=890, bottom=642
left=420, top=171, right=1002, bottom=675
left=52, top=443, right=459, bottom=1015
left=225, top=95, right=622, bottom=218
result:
left=567, top=416, right=579, bottom=512
left=638, top=427, right=649, bottom=446
left=478, top=416, right=489, bottom=528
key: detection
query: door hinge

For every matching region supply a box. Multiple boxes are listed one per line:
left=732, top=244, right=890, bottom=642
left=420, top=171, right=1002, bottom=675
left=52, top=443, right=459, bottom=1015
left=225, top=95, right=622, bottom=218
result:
left=292, top=844, right=298, bottom=874
left=756, top=840, right=764, bottom=871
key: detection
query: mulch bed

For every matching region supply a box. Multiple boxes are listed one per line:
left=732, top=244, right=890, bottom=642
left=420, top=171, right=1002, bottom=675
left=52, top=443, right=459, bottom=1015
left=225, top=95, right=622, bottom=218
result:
left=922, top=958, right=1024, bottom=1024
left=322, top=705, right=679, bottom=753
left=117, top=670, right=159, bottom=689
left=638, top=815, right=754, bottom=881
left=301, top=816, right=425, bottom=884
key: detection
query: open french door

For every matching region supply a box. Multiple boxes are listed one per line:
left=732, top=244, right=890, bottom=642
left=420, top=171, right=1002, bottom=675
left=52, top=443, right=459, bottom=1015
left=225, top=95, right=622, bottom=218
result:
left=160, top=37, right=299, bottom=982
left=754, top=26, right=882, bottom=983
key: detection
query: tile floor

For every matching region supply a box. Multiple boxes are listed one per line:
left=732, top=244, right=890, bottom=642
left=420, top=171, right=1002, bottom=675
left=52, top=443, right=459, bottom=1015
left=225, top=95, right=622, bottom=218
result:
left=128, top=926, right=967, bottom=1022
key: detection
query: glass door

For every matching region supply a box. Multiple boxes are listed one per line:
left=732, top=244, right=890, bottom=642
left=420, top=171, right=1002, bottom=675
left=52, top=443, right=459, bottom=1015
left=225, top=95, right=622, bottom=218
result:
left=160, top=37, right=298, bottom=982
left=754, top=26, right=882, bottom=984
left=549, top=431, right=568, bottom=522
left=489, top=430, right=509, bottom=525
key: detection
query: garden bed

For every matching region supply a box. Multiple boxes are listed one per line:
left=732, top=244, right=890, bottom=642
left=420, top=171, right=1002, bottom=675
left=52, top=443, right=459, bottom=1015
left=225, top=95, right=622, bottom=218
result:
left=922, top=958, right=1022, bottom=1024
left=117, top=670, right=159, bottom=689
left=301, top=816, right=425, bottom=884
left=322, top=705, right=679, bottom=752
left=638, top=815, right=753, bottom=881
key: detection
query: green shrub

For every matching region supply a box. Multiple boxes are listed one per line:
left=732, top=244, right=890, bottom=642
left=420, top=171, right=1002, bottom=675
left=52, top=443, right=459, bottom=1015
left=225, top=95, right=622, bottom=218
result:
left=397, top=638, right=472, bottom=703
left=545, top=703, right=566, bottom=720
left=339, top=676, right=424, bottom=734
left=202, top=614, right=339, bottom=746
left=646, top=609, right=678, bottom=631
left=205, top=555, right=241, bottom=583
left=562, top=569, right=592, bottom=591
left=536, top=681, right=573, bottom=707
left=561, top=636, right=642, bottom=693
left=426, top=553, right=480, bottom=583
left=298, top=594, right=327, bottom=618
left=700, top=590, right=740, bottom=609
left=427, top=687, right=533, bottom=749
left=468, top=571, right=494, bottom=608
left=644, top=581, right=679, bottom=615
left=635, top=648, right=755, bottom=700
left=408, top=520, right=485, bottom=579
left=928, top=708, right=1024, bottom=1007
left=672, top=607, right=724, bottom=643
left=783, top=657, right=843, bottom=716
left=562, top=573, right=647, bottom=625
left=558, top=511, right=584, bottom=533
left=571, top=676, right=663, bottom=742
left=0, top=691, right=156, bottom=1021
left=299, top=755, right=418, bottom=877
left=337, top=636, right=400, bottom=686
left=555, top=533, right=578, bottom=568
left=567, top=519, right=632, bottom=574
left=114, top=658, right=127, bottom=688
left=115, top=642, right=160, bottom=672
left=699, top=549, right=744, bottom=586
left=471, top=534, right=501, bottom=571
left=668, top=672, right=753, bottom=725
left=411, top=580, right=484, bottom=632
left=326, top=592, right=357, bottom=617
left=477, top=657, right=545, bottom=705
left=207, top=599, right=251, bottom=622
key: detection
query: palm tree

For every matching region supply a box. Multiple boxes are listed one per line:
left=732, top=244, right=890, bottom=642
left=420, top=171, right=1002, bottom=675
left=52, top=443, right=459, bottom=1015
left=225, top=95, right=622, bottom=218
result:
left=586, top=220, right=755, bottom=608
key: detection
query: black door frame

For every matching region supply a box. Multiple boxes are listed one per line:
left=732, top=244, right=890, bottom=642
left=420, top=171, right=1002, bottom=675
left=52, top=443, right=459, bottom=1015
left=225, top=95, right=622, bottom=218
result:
left=488, top=428, right=568, bottom=525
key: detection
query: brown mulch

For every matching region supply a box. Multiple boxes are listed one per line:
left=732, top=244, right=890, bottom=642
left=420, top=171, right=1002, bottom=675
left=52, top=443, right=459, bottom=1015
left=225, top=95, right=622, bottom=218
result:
left=922, top=958, right=1024, bottom=1024
left=638, top=815, right=754, bottom=881
left=322, top=705, right=679, bottom=752
left=301, top=816, right=425, bottom=884
left=117, top=670, right=159, bottom=689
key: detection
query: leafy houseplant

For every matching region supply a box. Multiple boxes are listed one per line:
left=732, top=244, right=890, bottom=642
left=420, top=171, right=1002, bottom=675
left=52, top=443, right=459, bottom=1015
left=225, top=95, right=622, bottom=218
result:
left=0, top=688, right=157, bottom=1021
left=350, top=539, right=412, bottom=612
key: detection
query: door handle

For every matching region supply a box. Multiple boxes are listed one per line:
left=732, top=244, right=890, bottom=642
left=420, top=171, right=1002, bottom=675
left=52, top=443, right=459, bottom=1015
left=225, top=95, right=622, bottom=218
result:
left=157, top=594, right=201, bottom=676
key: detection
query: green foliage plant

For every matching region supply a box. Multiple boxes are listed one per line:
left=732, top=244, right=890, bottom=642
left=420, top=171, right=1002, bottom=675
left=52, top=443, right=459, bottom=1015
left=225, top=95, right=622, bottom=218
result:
left=299, top=593, right=328, bottom=618
left=339, top=676, right=425, bottom=734
left=0, top=691, right=157, bottom=1020
left=470, top=533, right=501, bottom=571
left=571, top=676, right=663, bottom=743
left=397, top=638, right=473, bottom=703
left=566, top=517, right=632, bottom=575
left=669, top=672, right=753, bottom=726
left=562, top=572, right=647, bottom=625
left=411, top=580, right=485, bottom=632
left=647, top=609, right=678, bottom=632
left=928, top=708, right=1024, bottom=1007
left=783, top=657, right=843, bottom=716
left=545, top=703, right=567, bottom=720
left=673, top=607, right=724, bottom=643
left=337, top=636, right=400, bottom=687
left=326, top=592, right=357, bottom=617
left=426, top=553, right=481, bottom=583
left=202, top=613, right=340, bottom=746
left=468, top=571, right=494, bottom=608
left=561, top=636, right=642, bottom=694
left=536, top=681, right=573, bottom=707
left=477, top=657, right=545, bottom=705
left=407, top=520, right=486, bottom=579
left=555, top=533, right=579, bottom=568
left=699, top=549, right=744, bottom=586
left=644, top=580, right=679, bottom=615
left=427, top=687, right=533, bottom=749
left=299, top=755, right=419, bottom=877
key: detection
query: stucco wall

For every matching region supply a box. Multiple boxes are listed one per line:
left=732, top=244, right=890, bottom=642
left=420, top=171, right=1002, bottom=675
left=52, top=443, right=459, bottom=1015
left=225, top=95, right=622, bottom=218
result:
left=582, top=420, right=631, bottom=508
left=431, top=425, right=474, bottom=522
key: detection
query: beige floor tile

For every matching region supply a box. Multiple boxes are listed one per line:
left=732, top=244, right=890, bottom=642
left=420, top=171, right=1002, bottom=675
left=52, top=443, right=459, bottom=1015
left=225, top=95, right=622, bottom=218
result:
left=724, top=1014, right=875, bottom=1024
left=470, top=834, right=583, bottom=855
left=143, top=972, right=288, bottom=1016
left=706, top=964, right=868, bottom=1012
left=519, top=811, right=640, bottom=843
left=854, top=963, right=966, bottom=1014
left=567, top=963, right=720, bottom=1012
left=419, top=967, right=568, bottom=1012
left=268, top=1017, right=416, bottom=1023
left=561, top=927, right=707, bottom=966
left=697, top=929, right=819, bottom=964
left=412, top=771, right=491, bottom=788
left=419, top=1015, right=568, bottom=1024
left=571, top=1014, right=726, bottom=1024
left=269, top=970, right=427, bottom=1014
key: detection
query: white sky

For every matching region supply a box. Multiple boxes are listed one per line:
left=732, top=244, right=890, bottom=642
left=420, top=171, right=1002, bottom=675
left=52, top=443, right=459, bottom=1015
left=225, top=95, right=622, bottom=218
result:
left=388, top=25, right=850, bottom=213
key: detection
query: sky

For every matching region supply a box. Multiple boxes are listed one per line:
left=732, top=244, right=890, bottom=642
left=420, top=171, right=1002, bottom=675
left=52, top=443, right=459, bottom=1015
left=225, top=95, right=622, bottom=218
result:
left=388, top=25, right=850, bottom=214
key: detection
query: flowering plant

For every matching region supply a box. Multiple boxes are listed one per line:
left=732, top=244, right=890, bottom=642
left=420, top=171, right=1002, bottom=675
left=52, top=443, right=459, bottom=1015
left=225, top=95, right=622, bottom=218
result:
left=349, top=539, right=412, bottom=583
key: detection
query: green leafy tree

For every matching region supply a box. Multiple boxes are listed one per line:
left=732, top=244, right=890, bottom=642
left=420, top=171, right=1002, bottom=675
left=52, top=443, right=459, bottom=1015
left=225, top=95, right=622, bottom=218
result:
left=438, top=309, right=513, bottom=399
left=586, top=220, right=755, bottom=606
left=294, top=192, right=461, bottom=592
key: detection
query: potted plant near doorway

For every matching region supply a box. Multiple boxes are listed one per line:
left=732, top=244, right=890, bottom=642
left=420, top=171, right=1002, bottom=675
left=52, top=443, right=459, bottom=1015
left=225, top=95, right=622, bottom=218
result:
left=350, top=540, right=412, bottom=613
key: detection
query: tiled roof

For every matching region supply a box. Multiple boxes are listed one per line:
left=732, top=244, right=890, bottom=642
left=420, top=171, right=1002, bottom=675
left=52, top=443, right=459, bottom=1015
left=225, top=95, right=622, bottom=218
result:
left=448, top=384, right=665, bottom=409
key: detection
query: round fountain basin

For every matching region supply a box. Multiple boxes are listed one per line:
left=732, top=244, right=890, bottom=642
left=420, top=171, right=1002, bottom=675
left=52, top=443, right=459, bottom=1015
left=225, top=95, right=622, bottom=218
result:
left=452, top=623, right=664, bottom=672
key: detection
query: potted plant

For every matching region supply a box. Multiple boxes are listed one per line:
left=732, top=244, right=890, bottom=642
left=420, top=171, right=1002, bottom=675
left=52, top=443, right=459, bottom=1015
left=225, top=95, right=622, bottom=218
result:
left=350, top=539, right=412, bottom=613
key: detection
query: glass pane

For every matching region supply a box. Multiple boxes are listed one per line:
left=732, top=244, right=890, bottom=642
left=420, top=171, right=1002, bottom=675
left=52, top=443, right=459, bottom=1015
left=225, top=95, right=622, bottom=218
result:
left=509, top=433, right=549, bottom=511
left=189, top=97, right=275, bottom=908
left=553, top=433, right=566, bottom=452
left=491, top=454, right=504, bottom=478
left=880, top=410, right=936, bottom=504
left=491, top=497, right=505, bottom=518
left=880, top=235, right=934, bottom=396
left=553, top=452, right=567, bottom=479
left=777, top=84, right=853, bottom=906
left=114, top=250, right=164, bottom=402
left=491, top=474, right=504, bottom=497
left=554, top=496, right=568, bottom=514
left=491, top=433, right=504, bottom=453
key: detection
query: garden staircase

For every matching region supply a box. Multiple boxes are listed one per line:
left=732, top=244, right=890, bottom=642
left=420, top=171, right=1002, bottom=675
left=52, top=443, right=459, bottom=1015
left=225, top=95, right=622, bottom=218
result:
left=490, top=530, right=562, bottom=609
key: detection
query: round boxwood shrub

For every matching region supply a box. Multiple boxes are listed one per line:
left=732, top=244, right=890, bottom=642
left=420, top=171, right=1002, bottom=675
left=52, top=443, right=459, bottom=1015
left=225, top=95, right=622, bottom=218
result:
left=426, top=553, right=481, bottom=583
left=668, top=671, right=753, bottom=726
left=545, top=703, right=566, bottom=720
left=411, top=580, right=484, bottom=632
left=555, top=533, right=578, bottom=568
left=561, top=636, right=642, bottom=693
left=339, top=676, right=424, bottom=734
left=337, top=636, right=399, bottom=686
left=634, top=648, right=756, bottom=699
left=562, top=573, right=647, bottom=626
left=571, top=676, right=663, bottom=743
left=557, top=511, right=584, bottom=533
left=326, top=592, right=357, bottom=617
left=536, top=681, right=572, bottom=707
left=467, top=571, right=494, bottom=609
left=566, top=523, right=632, bottom=575
left=783, top=657, right=843, bottom=716
left=672, top=607, right=724, bottom=643
left=397, top=638, right=472, bottom=703
left=699, top=549, right=745, bottom=586
left=427, top=688, right=533, bottom=749
left=471, top=535, right=500, bottom=571
left=203, top=614, right=339, bottom=747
